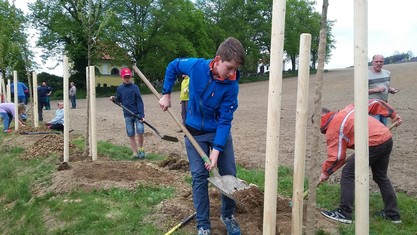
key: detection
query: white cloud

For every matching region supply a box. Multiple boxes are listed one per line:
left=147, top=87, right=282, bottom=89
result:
left=316, top=0, right=417, bottom=69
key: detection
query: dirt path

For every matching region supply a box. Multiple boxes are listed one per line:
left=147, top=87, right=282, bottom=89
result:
left=34, top=62, right=417, bottom=233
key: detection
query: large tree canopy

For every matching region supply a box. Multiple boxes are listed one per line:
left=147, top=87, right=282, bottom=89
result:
left=0, top=0, right=31, bottom=81
left=284, top=0, right=334, bottom=71
left=29, top=0, right=115, bottom=88
left=26, top=0, right=335, bottom=82
left=106, top=0, right=215, bottom=80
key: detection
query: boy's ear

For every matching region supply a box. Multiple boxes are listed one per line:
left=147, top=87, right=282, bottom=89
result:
left=213, top=55, right=221, bottom=62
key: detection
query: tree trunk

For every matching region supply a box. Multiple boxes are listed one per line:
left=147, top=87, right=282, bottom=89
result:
left=305, top=0, right=328, bottom=234
left=82, top=0, right=93, bottom=158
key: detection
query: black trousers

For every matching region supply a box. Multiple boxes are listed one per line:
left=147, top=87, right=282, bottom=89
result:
left=339, top=138, right=400, bottom=218
left=50, top=123, right=64, bottom=132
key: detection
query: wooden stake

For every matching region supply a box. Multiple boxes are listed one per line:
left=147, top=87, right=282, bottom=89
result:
left=263, top=0, right=286, bottom=234
left=291, top=33, right=311, bottom=235
left=33, top=72, right=39, bottom=127
left=89, top=66, right=97, bottom=161
left=63, top=56, right=70, bottom=163
left=13, top=71, right=18, bottom=131
left=354, top=0, right=369, bottom=233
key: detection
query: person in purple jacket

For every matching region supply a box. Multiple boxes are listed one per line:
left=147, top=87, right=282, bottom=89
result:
left=0, top=103, right=26, bottom=132
left=110, top=67, right=146, bottom=160
left=159, top=37, right=245, bottom=235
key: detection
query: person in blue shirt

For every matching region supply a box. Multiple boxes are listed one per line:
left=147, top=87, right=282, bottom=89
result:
left=45, top=101, right=64, bottom=132
left=159, top=37, right=245, bottom=235
left=110, top=68, right=146, bottom=160
left=11, top=81, right=28, bottom=104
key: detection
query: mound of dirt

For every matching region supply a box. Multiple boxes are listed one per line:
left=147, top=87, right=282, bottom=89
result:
left=158, top=152, right=189, bottom=172
left=17, top=125, right=50, bottom=133
left=151, top=185, right=338, bottom=235
left=47, top=160, right=190, bottom=194
left=22, top=134, right=76, bottom=160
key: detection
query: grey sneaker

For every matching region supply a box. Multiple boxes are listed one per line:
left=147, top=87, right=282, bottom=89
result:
left=321, top=208, right=352, bottom=224
left=197, top=227, right=211, bottom=235
left=132, top=153, right=140, bottom=160
left=220, top=215, right=241, bottom=235
left=138, top=148, right=146, bottom=159
left=376, top=210, right=402, bottom=224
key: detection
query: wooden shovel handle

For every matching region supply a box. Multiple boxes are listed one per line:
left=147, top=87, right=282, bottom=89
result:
left=132, top=65, right=221, bottom=177
left=388, top=120, right=400, bottom=130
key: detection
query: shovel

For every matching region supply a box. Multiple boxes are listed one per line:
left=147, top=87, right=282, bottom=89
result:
left=112, top=100, right=178, bottom=142
left=19, top=129, right=74, bottom=135
left=164, top=212, right=196, bottom=235
left=132, top=65, right=250, bottom=202
left=20, top=131, right=63, bottom=135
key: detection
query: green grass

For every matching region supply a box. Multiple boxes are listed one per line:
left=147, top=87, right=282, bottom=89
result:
left=72, top=136, right=166, bottom=161
left=0, top=135, right=175, bottom=235
left=1, top=132, right=417, bottom=234
left=238, top=163, right=417, bottom=234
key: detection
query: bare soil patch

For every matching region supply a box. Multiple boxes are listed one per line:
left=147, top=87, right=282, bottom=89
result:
left=5, top=62, right=416, bottom=234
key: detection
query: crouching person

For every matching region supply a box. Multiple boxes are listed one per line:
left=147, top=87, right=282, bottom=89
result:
left=45, top=101, right=64, bottom=132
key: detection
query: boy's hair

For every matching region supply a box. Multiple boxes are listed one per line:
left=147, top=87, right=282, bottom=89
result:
left=216, top=37, right=245, bottom=65
left=18, top=103, right=26, bottom=115
left=321, top=107, right=331, bottom=115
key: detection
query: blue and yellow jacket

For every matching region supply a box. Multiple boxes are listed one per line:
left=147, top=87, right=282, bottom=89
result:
left=162, top=58, right=240, bottom=152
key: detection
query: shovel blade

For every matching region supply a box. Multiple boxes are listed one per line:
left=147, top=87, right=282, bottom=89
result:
left=208, top=175, right=250, bottom=202
left=161, top=135, right=179, bottom=142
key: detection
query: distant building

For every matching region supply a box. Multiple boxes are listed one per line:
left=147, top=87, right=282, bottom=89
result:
left=257, top=63, right=270, bottom=74
left=257, top=60, right=288, bottom=74
left=94, top=54, right=132, bottom=87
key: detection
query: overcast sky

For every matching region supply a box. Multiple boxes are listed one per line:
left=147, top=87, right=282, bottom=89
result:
left=315, top=0, right=417, bottom=68
left=13, top=0, right=417, bottom=76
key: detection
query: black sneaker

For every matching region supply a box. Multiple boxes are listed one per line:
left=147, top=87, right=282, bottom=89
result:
left=376, top=210, right=402, bottom=224
left=321, top=208, right=352, bottom=224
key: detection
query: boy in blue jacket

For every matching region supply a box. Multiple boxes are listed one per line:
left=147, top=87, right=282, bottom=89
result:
left=110, top=68, right=146, bottom=159
left=159, top=37, right=245, bottom=235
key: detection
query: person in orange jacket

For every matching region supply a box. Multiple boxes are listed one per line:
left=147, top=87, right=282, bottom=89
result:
left=318, top=99, right=402, bottom=224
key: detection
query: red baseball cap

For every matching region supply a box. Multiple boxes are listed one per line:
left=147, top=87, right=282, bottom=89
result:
left=120, top=67, right=132, bottom=78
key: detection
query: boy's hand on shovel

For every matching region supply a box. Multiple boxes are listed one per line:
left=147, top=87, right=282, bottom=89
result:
left=159, top=94, right=171, bottom=111
left=391, top=116, right=402, bottom=127
left=205, top=149, right=219, bottom=171
left=319, top=173, right=329, bottom=183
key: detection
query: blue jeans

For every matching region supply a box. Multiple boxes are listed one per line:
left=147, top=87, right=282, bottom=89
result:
left=18, top=96, right=26, bottom=104
left=185, top=132, right=237, bottom=230
left=0, top=112, right=11, bottom=131
left=70, top=95, right=76, bottom=108
left=124, top=116, right=144, bottom=137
